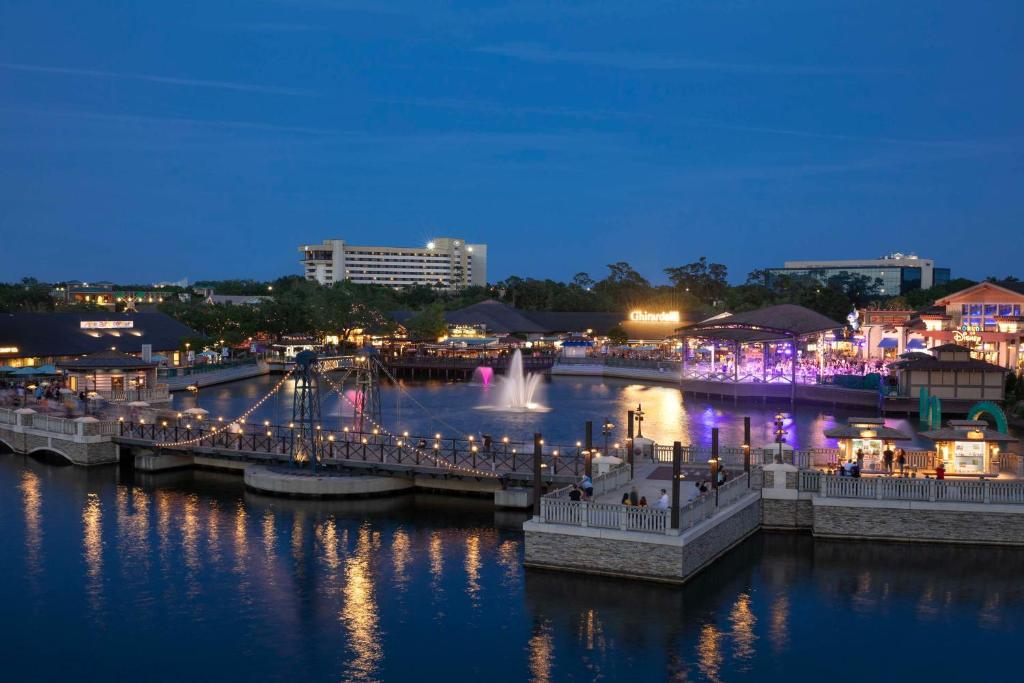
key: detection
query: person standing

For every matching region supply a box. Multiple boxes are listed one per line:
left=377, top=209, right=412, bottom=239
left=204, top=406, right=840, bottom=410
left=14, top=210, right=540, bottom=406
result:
left=895, top=447, right=907, bottom=476
left=568, top=485, right=582, bottom=502
left=883, top=444, right=894, bottom=474
left=936, top=462, right=946, bottom=480
left=629, top=486, right=639, bottom=506
left=657, top=489, right=670, bottom=509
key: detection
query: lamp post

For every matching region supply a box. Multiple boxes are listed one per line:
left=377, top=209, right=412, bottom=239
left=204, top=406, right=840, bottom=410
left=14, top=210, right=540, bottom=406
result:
left=602, top=417, right=614, bottom=458
left=634, top=403, right=645, bottom=438
left=774, top=412, right=787, bottom=464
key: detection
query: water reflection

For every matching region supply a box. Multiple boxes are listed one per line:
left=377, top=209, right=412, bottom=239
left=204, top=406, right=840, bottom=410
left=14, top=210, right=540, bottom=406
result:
left=464, top=533, right=481, bottom=606
left=391, top=527, right=410, bottom=590
left=340, top=525, right=381, bottom=682
left=527, top=619, right=553, bottom=683
left=82, top=492, right=104, bottom=617
left=5, top=458, right=1024, bottom=682
left=183, top=374, right=958, bottom=450
left=19, top=469, right=42, bottom=582
left=729, top=593, right=757, bottom=664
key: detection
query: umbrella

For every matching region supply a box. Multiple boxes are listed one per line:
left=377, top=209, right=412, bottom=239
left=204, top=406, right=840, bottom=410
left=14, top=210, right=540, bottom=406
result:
left=126, top=400, right=150, bottom=407
left=0, top=365, right=15, bottom=374
left=11, top=366, right=40, bottom=376
left=594, top=455, right=624, bottom=465
left=183, top=407, right=209, bottom=415
left=34, top=364, right=58, bottom=374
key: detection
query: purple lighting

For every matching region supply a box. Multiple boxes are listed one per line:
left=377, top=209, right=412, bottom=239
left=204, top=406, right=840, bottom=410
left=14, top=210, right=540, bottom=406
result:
left=473, top=366, right=494, bottom=386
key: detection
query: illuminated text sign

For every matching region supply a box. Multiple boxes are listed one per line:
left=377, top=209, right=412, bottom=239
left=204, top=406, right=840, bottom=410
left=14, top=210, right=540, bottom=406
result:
left=953, top=324, right=981, bottom=347
left=0, top=346, right=18, bottom=354
left=80, top=321, right=134, bottom=330
left=629, top=310, right=680, bottom=323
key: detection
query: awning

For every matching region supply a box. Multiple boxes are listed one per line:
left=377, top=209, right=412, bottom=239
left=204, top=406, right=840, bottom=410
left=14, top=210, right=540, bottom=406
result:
left=906, top=338, right=925, bottom=350
left=877, top=338, right=899, bottom=349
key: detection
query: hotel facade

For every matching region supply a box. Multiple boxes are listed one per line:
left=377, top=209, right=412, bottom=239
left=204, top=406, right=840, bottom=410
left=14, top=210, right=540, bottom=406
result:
left=299, top=237, right=487, bottom=290
left=766, top=252, right=950, bottom=295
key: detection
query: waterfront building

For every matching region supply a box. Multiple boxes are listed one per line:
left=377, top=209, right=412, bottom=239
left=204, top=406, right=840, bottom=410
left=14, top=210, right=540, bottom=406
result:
left=765, top=252, right=950, bottom=294
left=389, top=299, right=689, bottom=343
left=55, top=349, right=158, bottom=396
left=0, top=312, right=196, bottom=368
left=299, top=237, right=487, bottom=290
left=920, top=419, right=1018, bottom=475
left=912, top=280, right=1024, bottom=371
left=823, top=417, right=913, bottom=471
left=891, top=343, right=1007, bottom=402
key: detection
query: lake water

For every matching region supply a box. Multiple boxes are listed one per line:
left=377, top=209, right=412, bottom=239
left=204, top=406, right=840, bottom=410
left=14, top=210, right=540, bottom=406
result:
left=2, top=453, right=1023, bottom=682
left=172, top=373, right=955, bottom=450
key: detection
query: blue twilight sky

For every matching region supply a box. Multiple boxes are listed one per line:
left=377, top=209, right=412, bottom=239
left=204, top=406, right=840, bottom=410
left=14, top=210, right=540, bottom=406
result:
left=1, top=1, right=1021, bottom=285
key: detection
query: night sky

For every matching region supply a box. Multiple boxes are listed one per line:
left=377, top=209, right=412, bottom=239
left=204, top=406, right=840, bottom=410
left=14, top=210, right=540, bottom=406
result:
left=1, top=1, right=1021, bottom=284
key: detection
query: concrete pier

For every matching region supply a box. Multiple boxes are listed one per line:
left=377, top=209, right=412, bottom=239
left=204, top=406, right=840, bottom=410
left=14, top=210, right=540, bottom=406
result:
left=244, top=466, right=414, bottom=498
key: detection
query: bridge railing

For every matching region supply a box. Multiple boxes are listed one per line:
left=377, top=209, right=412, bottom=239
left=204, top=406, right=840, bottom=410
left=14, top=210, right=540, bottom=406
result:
left=116, top=421, right=592, bottom=476
left=816, top=474, right=1024, bottom=504
left=0, top=408, right=18, bottom=426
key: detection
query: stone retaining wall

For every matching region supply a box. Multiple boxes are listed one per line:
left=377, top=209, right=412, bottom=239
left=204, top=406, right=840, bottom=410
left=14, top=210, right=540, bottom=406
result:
left=524, top=494, right=762, bottom=584
left=813, top=498, right=1024, bottom=545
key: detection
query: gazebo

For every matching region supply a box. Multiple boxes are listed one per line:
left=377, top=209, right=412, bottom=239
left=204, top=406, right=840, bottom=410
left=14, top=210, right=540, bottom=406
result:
left=56, top=349, right=158, bottom=396
left=677, top=304, right=846, bottom=401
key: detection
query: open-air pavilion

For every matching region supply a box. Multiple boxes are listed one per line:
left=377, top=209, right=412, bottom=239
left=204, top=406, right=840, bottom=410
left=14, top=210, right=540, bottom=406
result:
left=676, top=304, right=871, bottom=406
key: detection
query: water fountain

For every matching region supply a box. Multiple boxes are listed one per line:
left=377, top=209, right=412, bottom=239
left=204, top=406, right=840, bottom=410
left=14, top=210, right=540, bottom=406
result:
left=478, top=349, right=548, bottom=412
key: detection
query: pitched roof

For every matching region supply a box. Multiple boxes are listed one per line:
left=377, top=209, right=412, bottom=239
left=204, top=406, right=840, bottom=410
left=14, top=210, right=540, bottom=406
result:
left=0, top=311, right=196, bottom=358
left=444, top=300, right=547, bottom=334
left=890, top=354, right=1008, bottom=373
left=678, top=304, right=844, bottom=342
left=56, top=349, right=157, bottom=369
left=521, top=311, right=623, bottom=335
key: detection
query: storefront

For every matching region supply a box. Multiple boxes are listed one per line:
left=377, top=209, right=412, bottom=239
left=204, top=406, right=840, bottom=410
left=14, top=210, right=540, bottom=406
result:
left=916, top=281, right=1024, bottom=372
left=919, top=420, right=1018, bottom=476
left=823, top=417, right=913, bottom=471
left=56, top=350, right=158, bottom=395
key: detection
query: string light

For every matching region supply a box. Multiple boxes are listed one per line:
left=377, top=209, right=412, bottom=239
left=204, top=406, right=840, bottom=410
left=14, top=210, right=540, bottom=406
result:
left=153, top=369, right=295, bottom=447
left=317, top=368, right=500, bottom=478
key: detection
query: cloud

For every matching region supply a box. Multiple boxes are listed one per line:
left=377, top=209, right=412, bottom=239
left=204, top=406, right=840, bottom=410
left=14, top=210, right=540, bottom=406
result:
left=475, top=44, right=895, bottom=76
left=0, top=62, right=314, bottom=96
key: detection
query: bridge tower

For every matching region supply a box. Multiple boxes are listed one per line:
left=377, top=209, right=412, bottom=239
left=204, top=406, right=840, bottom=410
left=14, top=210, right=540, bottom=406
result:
left=291, top=350, right=325, bottom=473
left=350, top=348, right=382, bottom=433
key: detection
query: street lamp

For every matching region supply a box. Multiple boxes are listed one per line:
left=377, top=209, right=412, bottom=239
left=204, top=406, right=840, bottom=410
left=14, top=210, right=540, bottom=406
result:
left=634, top=403, right=645, bottom=438
left=602, top=417, right=615, bottom=457
left=774, top=413, right=787, bottom=464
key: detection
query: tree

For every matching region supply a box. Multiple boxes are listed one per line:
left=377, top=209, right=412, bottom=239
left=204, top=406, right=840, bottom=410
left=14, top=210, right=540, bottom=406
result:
left=405, top=303, right=448, bottom=341
left=825, top=271, right=883, bottom=306
left=571, top=272, right=595, bottom=290
left=664, top=257, right=729, bottom=303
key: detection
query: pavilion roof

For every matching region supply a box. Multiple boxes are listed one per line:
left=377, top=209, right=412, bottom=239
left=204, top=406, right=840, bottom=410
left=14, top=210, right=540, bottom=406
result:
left=677, top=304, right=844, bottom=342
left=823, top=425, right=914, bottom=441
left=56, top=349, right=157, bottom=370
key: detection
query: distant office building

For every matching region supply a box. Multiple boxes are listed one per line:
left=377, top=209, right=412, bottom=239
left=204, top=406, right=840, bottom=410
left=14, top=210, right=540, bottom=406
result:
left=299, top=237, right=487, bottom=290
left=765, top=253, right=950, bottom=295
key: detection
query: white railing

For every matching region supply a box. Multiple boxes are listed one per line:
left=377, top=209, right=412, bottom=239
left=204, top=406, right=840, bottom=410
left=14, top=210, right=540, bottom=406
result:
left=653, top=443, right=810, bottom=469
left=817, top=474, right=1024, bottom=505
left=539, top=471, right=752, bottom=534
left=30, top=414, right=78, bottom=436
left=798, top=470, right=822, bottom=492
left=0, top=408, right=17, bottom=425
left=98, top=385, right=171, bottom=403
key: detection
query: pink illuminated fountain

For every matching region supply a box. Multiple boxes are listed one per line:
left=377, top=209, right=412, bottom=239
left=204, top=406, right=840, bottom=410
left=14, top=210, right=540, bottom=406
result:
left=478, top=349, right=548, bottom=412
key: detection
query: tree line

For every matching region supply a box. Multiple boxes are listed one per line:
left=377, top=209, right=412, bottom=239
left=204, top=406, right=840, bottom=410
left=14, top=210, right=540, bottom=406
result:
left=1, top=265, right=1016, bottom=346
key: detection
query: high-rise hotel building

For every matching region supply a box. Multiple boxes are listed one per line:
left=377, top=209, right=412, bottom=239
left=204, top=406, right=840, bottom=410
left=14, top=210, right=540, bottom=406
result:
left=299, top=237, right=487, bottom=290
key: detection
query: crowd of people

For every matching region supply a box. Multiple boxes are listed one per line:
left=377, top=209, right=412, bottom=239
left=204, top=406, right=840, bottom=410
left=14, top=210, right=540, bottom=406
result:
left=0, top=379, right=108, bottom=418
